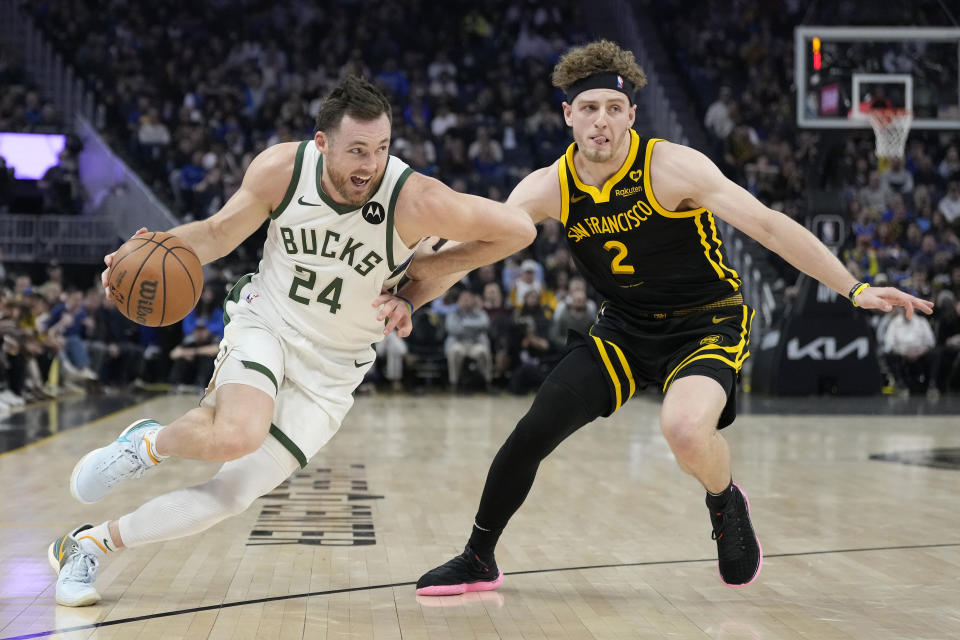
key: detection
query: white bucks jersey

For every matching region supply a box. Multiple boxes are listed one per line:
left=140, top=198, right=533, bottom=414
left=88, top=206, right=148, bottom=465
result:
left=246, top=141, right=417, bottom=352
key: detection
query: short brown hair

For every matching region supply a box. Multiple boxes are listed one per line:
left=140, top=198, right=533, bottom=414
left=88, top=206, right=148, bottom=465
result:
left=551, top=40, right=647, bottom=93
left=314, top=75, right=392, bottom=135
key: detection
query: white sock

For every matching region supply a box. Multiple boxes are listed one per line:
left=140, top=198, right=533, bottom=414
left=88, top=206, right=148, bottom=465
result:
left=75, top=522, right=117, bottom=559
left=137, top=425, right=168, bottom=465
left=118, top=440, right=298, bottom=548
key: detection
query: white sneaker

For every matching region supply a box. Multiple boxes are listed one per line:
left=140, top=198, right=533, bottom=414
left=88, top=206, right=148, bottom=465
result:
left=0, top=390, right=24, bottom=405
left=70, top=419, right=164, bottom=504
left=48, top=524, right=101, bottom=607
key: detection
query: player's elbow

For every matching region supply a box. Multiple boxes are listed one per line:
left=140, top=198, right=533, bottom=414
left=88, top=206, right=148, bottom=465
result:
left=495, top=209, right=536, bottom=252
left=513, top=215, right=538, bottom=249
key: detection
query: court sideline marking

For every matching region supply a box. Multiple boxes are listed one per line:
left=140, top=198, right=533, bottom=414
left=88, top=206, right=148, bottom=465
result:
left=0, top=397, right=155, bottom=460
left=4, top=541, right=959, bottom=640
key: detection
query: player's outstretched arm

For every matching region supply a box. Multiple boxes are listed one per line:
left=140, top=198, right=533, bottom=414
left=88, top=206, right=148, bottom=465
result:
left=167, top=142, right=298, bottom=264
left=648, top=142, right=933, bottom=319
left=396, top=173, right=537, bottom=281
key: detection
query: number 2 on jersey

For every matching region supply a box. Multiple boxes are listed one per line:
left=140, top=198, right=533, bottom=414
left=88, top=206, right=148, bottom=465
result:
left=603, top=241, right=635, bottom=275
left=288, top=265, right=343, bottom=313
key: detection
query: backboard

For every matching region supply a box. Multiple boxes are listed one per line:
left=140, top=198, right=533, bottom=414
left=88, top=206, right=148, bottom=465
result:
left=795, top=26, right=960, bottom=130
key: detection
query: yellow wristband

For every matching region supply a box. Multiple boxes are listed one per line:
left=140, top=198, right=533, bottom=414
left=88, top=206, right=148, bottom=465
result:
left=850, top=283, right=870, bottom=307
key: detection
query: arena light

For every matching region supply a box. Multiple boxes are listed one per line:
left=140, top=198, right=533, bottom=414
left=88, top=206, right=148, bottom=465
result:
left=812, top=36, right=822, bottom=71
left=0, top=132, right=66, bottom=179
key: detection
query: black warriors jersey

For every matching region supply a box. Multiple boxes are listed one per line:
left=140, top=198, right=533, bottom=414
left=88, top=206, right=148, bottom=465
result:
left=558, top=130, right=741, bottom=314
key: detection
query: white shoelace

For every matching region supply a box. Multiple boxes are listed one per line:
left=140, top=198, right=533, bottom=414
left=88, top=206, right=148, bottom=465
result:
left=63, top=552, right=99, bottom=584
left=100, top=443, right=148, bottom=488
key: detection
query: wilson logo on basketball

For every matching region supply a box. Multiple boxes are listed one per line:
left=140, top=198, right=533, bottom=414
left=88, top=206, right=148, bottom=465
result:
left=135, top=280, right=158, bottom=324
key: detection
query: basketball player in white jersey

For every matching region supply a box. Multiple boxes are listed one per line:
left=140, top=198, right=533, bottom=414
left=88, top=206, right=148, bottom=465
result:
left=48, top=76, right=536, bottom=606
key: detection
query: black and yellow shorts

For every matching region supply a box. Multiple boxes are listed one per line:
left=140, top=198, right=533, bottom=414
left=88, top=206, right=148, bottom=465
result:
left=581, top=294, right=755, bottom=429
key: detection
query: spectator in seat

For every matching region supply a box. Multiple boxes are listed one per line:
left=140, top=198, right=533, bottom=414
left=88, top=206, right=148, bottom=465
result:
left=167, top=319, right=219, bottom=390
left=937, top=181, right=960, bottom=227
left=551, top=285, right=594, bottom=345
left=859, top=171, right=891, bottom=215
left=444, top=290, right=492, bottom=390
left=507, top=290, right=554, bottom=394
left=508, top=259, right=543, bottom=307
left=38, top=150, right=83, bottom=214
left=931, top=292, right=960, bottom=393
left=881, top=306, right=936, bottom=394
left=881, top=157, right=914, bottom=196
left=375, top=331, right=407, bottom=392
left=46, top=289, right=97, bottom=382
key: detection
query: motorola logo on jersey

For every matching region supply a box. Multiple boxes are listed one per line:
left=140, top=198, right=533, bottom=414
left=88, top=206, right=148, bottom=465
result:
left=362, top=201, right=386, bottom=225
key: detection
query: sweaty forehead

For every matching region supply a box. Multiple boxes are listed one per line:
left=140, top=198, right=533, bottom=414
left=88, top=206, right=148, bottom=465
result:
left=335, top=113, right=391, bottom=145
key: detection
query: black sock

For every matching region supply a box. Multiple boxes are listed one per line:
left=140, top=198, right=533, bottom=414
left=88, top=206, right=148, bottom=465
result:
left=705, top=480, right=734, bottom=511
left=467, top=523, right=502, bottom=561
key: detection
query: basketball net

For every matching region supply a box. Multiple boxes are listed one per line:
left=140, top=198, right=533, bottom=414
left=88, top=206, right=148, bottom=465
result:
left=867, top=108, right=912, bottom=160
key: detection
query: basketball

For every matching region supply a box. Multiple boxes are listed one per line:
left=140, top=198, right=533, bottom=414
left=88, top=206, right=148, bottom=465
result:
left=107, top=231, right=204, bottom=327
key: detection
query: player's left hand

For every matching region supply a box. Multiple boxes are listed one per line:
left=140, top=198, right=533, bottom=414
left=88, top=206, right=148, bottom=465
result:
left=372, top=293, right=414, bottom=337
left=854, top=286, right=933, bottom=319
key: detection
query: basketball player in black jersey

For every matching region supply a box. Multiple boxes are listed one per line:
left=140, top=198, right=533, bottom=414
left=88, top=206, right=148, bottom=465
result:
left=408, top=40, right=932, bottom=594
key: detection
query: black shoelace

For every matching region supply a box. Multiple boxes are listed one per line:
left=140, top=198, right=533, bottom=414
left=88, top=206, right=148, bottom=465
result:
left=711, top=505, right=748, bottom=562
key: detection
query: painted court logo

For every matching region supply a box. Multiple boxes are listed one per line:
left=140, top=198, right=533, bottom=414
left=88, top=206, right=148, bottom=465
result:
left=362, top=201, right=386, bottom=225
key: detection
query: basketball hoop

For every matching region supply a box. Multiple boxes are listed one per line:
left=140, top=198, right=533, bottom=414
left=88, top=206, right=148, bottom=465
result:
left=866, top=107, right=913, bottom=160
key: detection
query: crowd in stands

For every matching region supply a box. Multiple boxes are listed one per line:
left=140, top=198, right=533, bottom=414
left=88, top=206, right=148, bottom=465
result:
left=27, top=0, right=584, bottom=225
left=1, top=0, right=959, bottom=404
left=0, top=43, right=83, bottom=215
left=651, top=0, right=960, bottom=394
left=0, top=259, right=238, bottom=412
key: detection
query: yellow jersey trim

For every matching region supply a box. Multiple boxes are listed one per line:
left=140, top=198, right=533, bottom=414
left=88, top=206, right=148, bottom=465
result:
left=564, top=129, right=640, bottom=204
left=591, top=335, right=622, bottom=410
left=706, top=212, right=741, bottom=283
left=643, top=138, right=705, bottom=219
left=695, top=213, right=739, bottom=290
left=662, top=305, right=751, bottom=391
left=558, top=157, right=571, bottom=226
left=606, top=340, right=636, bottom=401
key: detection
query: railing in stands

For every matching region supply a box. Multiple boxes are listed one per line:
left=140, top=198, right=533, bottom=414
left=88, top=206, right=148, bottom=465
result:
left=0, top=214, right=118, bottom=264
left=74, top=116, right=179, bottom=237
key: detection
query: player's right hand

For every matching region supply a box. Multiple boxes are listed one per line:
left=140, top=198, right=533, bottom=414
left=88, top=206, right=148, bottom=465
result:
left=102, top=227, right=149, bottom=294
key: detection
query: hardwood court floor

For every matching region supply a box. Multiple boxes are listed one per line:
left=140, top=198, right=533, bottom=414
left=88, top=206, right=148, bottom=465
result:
left=1, top=392, right=958, bottom=639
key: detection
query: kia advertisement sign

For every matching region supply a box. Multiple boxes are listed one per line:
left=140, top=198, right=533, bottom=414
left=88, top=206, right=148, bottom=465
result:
left=752, top=275, right=881, bottom=395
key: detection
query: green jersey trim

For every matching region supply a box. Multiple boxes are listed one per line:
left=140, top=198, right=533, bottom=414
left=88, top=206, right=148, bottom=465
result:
left=222, top=273, right=254, bottom=325
left=241, top=360, right=279, bottom=394
left=269, top=424, right=308, bottom=468
left=385, top=167, right=414, bottom=271
left=271, top=141, right=308, bottom=220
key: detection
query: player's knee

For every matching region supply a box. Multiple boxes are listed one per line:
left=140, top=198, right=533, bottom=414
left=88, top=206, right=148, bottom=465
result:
left=206, top=478, right=258, bottom=517
left=212, top=417, right=270, bottom=461
left=660, top=413, right=711, bottom=460
left=510, top=412, right=553, bottom=458
left=510, top=383, right=586, bottom=459
left=219, top=488, right=258, bottom=516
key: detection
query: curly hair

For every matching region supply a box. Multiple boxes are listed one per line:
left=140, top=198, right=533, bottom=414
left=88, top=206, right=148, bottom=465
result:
left=551, top=40, right=647, bottom=92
